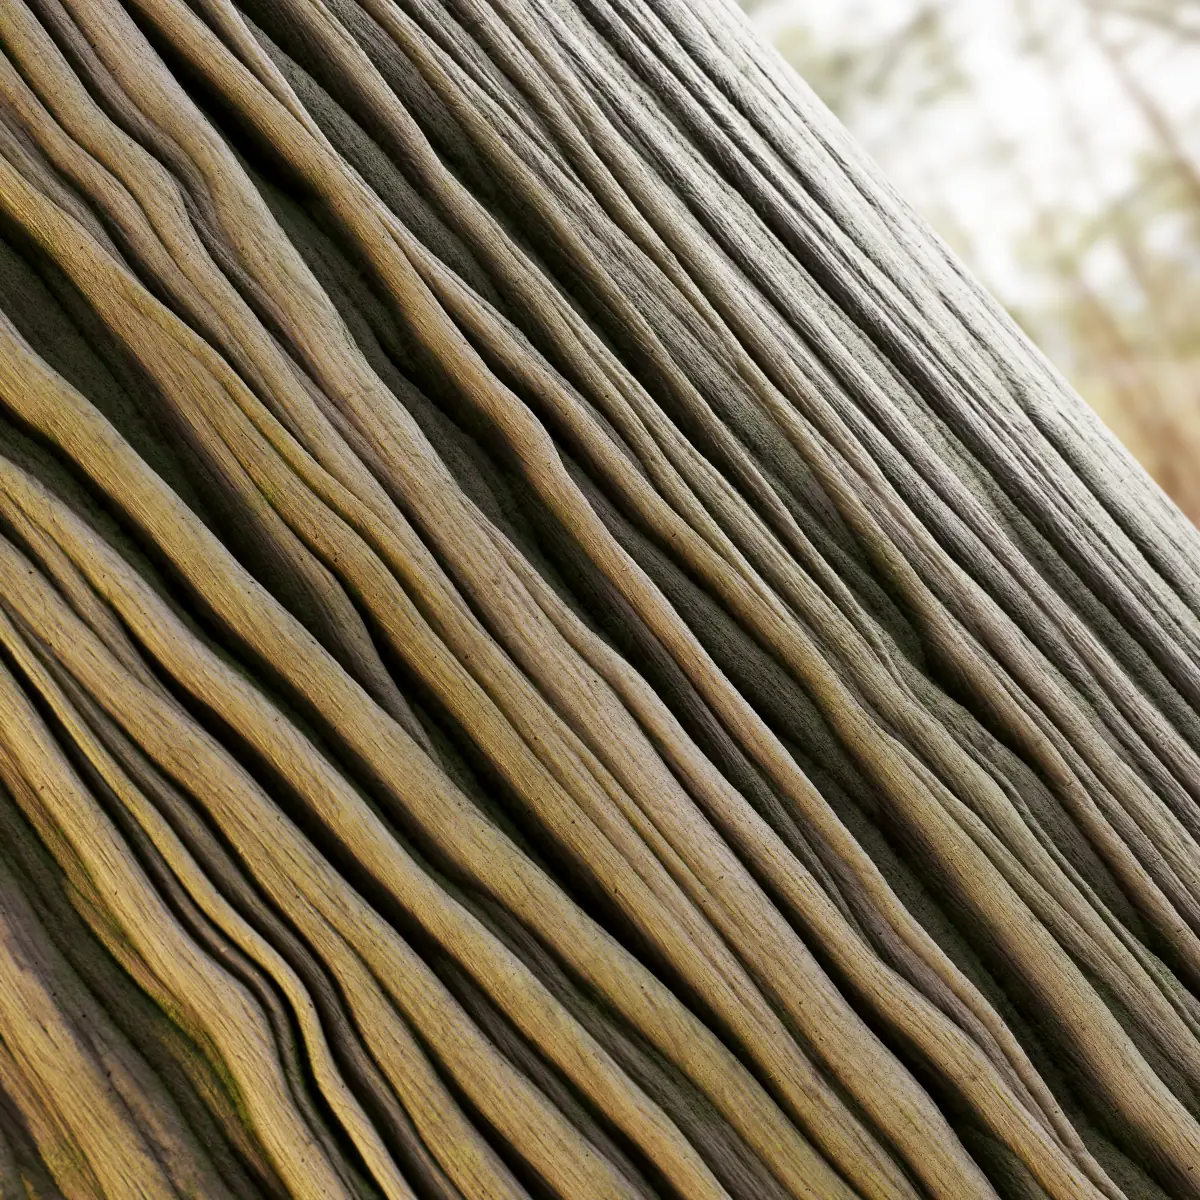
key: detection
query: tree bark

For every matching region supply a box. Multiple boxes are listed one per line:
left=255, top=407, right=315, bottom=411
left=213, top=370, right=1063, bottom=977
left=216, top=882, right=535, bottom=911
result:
left=0, top=0, right=1197, bottom=1197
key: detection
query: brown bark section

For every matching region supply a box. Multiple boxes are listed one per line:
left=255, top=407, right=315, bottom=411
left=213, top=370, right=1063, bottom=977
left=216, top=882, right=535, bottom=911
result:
left=0, top=0, right=1197, bottom=1196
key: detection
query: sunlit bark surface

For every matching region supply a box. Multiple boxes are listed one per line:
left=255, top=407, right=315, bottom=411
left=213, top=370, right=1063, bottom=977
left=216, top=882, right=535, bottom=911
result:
left=0, top=0, right=1199, bottom=1196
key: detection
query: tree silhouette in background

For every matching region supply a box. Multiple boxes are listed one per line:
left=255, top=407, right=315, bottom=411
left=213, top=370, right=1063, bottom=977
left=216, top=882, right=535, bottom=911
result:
left=748, top=0, right=1200, bottom=521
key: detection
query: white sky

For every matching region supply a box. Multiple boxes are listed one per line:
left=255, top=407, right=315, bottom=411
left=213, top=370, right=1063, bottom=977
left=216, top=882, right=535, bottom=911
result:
left=748, top=0, right=1200, bottom=306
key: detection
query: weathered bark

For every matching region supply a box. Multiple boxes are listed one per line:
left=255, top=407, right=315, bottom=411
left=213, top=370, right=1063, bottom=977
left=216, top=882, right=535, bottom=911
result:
left=0, top=0, right=1197, bottom=1196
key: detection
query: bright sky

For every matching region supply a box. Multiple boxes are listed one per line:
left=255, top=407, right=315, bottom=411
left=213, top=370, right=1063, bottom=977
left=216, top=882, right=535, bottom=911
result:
left=748, top=0, right=1200, bottom=308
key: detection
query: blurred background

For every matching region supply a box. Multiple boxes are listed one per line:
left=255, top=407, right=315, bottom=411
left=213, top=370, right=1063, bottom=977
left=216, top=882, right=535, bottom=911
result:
left=743, top=0, right=1200, bottom=522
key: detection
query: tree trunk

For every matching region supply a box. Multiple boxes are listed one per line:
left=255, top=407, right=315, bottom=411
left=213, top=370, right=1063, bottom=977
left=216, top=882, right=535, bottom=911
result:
left=0, top=1, right=1198, bottom=1197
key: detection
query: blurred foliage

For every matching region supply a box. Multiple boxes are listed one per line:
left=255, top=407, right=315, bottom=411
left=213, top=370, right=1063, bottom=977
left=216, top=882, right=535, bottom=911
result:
left=744, top=0, right=1200, bottom=521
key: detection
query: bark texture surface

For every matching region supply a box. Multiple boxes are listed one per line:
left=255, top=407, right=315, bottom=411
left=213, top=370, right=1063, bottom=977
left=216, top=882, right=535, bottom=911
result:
left=0, top=0, right=1198, bottom=1196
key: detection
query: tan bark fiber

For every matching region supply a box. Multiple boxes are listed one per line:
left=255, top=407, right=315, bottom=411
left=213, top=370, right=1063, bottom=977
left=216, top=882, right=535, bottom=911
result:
left=0, top=0, right=1197, bottom=1195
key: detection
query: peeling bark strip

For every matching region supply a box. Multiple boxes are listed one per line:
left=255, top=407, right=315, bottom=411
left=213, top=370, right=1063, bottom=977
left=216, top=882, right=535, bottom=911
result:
left=0, top=1, right=1197, bottom=1198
